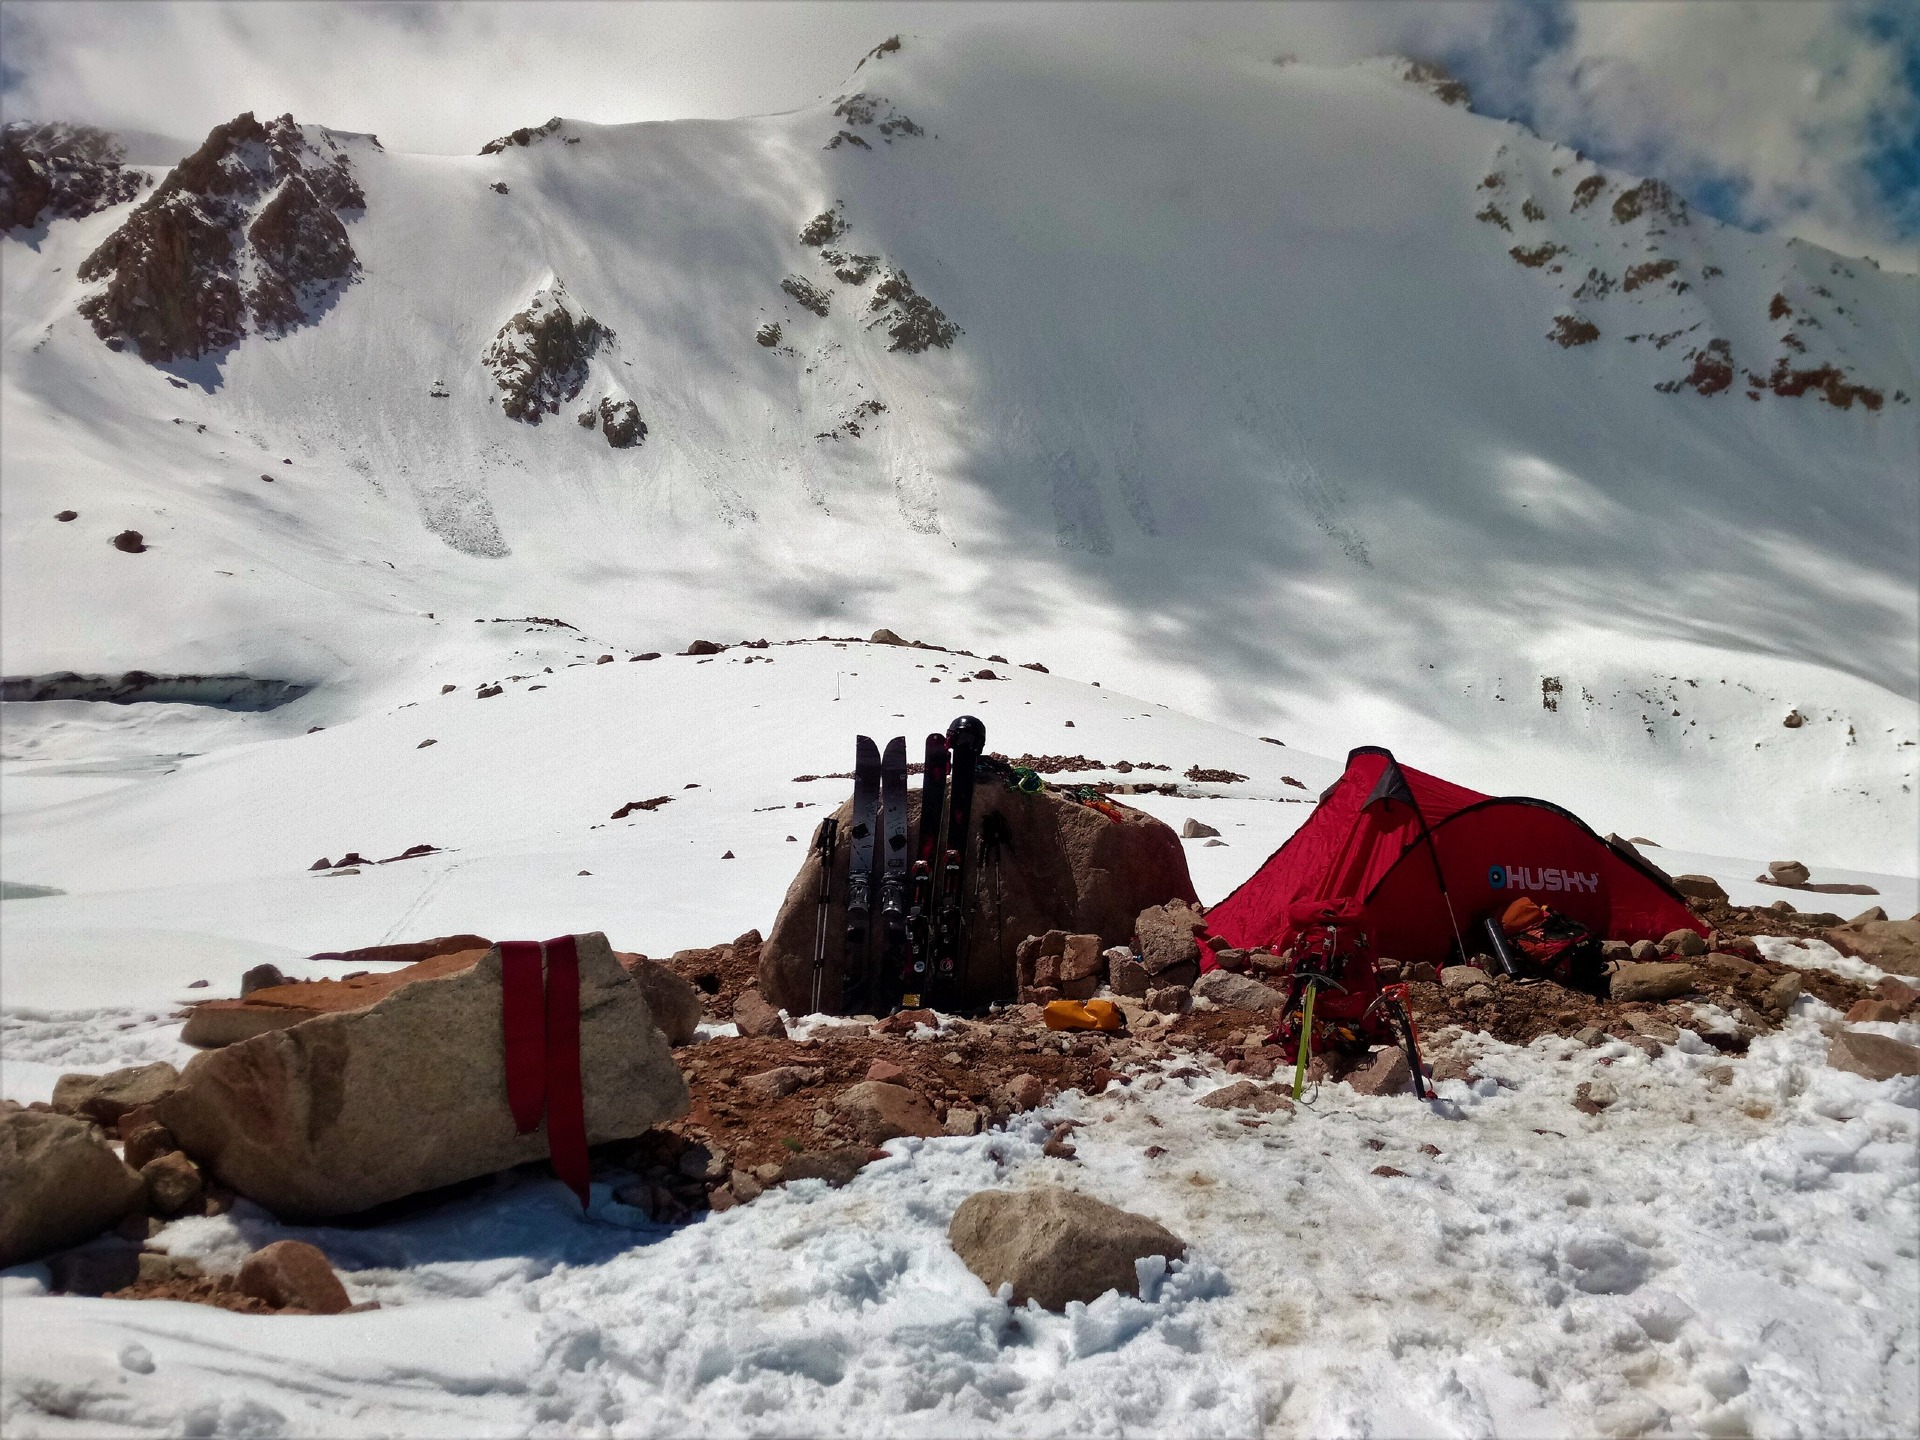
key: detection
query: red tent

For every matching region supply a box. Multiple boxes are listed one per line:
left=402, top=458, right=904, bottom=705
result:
left=1205, top=746, right=1706, bottom=966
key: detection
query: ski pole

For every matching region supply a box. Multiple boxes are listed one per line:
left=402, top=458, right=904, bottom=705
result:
left=809, top=817, right=838, bottom=1015
left=1292, top=980, right=1318, bottom=1100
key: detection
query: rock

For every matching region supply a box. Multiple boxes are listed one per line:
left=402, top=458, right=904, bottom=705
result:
left=1626, top=1013, right=1680, bottom=1044
left=237, top=1240, right=351, bottom=1314
left=1767, top=972, right=1804, bottom=1012
left=781, top=1146, right=871, bottom=1187
left=181, top=944, right=495, bottom=1048
left=732, top=988, right=788, bottom=1039
left=1877, top=977, right=1919, bottom=1013
left=1196, top=1080, right=1293, bottom=1113
left=1, top=122, right=148, bottom=232
left=1575, top=1078, right=1618, bottom=1112
left=48, top=1242, right=141, bottom=1296
left=706, top=1184, right=738, bottom=1213
left=1573, top=1026, right=1606, bottom=1046
left=1059, top=934, right=1104, bottom=983
left=138, top=1251, right=204, bottom=1284
left=0, top=1112, right=145, bottom=1266
left=1610, top=962, right=1695, bottom=1002
left=1767, top=860, right=1811, bottom=886
left=1346, top=1048, right=1413, bottom=1096
left=947, top=1186, right=1187, bottom=1311
left=1599, top=940, right=1633, bottom=964
left=1146, top=985, right=1191, bottom=1014
left=51, top=1063, right=180, bottom=1126
left=730, top=1169, right=765, bottom=1204
left=1824, top=919, right=1920, bottom=978
left=1663, top=929, right=1708, bottom=957
left=1701, top=951, right=1761, bottom=982
left=1852, top=906, right=1889, bottom=925
left=1844, top=999, right=1904, bottom=1024
left=761, top=777, right=1196, bottom=1013
left=742, top=1065, right=823, bottom=1098
left=1180, top=818, right=1221, bottom=839
left=1137, top=900, right=1205, bottom=976
left=140, top=1151, right=205, bottom=1216
left=678, top=1144, right=728, bottom=1181
left=1002, top=1074, right=1046, bottom=1111
left=1827, top=1030, right=1920, bottom=1081
left=1440, top=965, right=1488, bottom=991
left=865, top=1059, right=907, bottom=1083
left=615, top=955, right=704, bottom=1046
left=944, top=1108, right=982, bottom=1136
left=833, top=1082, right=941, bottom=1144
left=1408, top=962, right=1439, bottom=983
left=1211, top=947, right=1249, bottom=972
left=1628, top=940, right=1659, bottom=963
left=1097, top=954, right=1144, bottom=999
left=240, top=963, right=288, bottom=996
left=121, top=1121, right=178, bottom=1172
left=869, top=628, right=907, bottom=645
left=157, top=933, right=688, bottom=1220
left=1670, top=874, right=1729, bottom=902
left=1782, top=710, right=1805, bottom=728
left=1191, top=970, right=1285, bottom=1011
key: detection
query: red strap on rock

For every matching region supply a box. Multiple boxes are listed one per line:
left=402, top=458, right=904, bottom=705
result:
left=499, top=941, right=547, bottom=1134
left=541, top=934, right=591, bottom=1209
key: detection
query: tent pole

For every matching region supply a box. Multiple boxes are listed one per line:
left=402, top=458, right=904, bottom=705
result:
left=1411, top=797, right=1470, bottom=965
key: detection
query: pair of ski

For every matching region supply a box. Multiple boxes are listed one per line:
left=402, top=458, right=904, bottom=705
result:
left=833, top=717, right=985, bottom=1015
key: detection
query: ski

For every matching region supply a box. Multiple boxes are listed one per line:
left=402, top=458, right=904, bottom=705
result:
left=841, top=736, right=880, bottom=1014
left=878, top=736, right=911, bottom=1012
left=904, top=733, right=950, bottom=1008
left=808, top=815, right=839, bottom=1016
left=930, top=715, right=986, bottom=1006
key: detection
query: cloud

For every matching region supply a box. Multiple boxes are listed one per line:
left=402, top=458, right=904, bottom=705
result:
left=2, top=0, right=1913, bottom=270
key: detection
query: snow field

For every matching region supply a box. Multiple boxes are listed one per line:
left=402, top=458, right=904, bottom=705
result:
left=3, top=1000, right=1913, bottom=1437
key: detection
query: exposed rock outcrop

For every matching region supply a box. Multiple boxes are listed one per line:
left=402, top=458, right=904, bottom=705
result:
left=483, top=279, right=610, bottom=423
left=480, top=117, right=564, bottom=155
left=868, top=270, right=960, bottom=353
left=76, top=112, right=365, bottom=360
left=1, top=121, right=149, bottom=232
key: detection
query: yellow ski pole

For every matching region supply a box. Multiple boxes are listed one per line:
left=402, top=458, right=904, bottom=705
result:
left=1291, top=980, right=1317, bottom=1099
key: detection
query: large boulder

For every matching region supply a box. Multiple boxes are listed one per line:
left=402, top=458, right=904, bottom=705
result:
left=1609, top=961, right=1695, bottom=1002
left=51, top=1062, right=180, bottom=1125
left=0, top=1111, right=145, bottom=1266
left=1828, top=1030, right=1920, bottom=1081
left=832, top=1081, right=941, bottom=1144
left=948, top=1186, right=1187, bottom=1310
left=617, top=956, right=703, bottom=1046
left=1136, top=900, right=1205, bottom=977
left=158, top=933, right=689, bottom=1220
left=1191, top=970, right=1285, bottom=1011
left=761, top=778, right=1196, bottom=1013
left=181, top=945, right=493, bottom=1048
left=1824, top=919, right=1920, bottom=978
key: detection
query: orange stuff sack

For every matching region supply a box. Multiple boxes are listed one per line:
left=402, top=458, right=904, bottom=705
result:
left=1502, top=897, right=1546, bottom=933
left=1044, top=998, right=1124, bottom=1032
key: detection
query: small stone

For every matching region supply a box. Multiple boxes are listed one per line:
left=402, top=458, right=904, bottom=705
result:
left=752, top=1162, right=784, bottom=1187
left=1611, top=962, right=1695, bottom=1003
left=140, top=1151, right=205, bottom=1216
left=1828, top=1030, right=1920, bottom=1081
left=1670, top=874, right=1729, bottom=902
left=1346, top=1048, right=1413, bottom=1097
left=707, top=1184, right=738, bottom=1212
left=1876, top=977, right=1919, bottom=1013
left=865, top=1059, right=907, bottom=1083
left=781, top=1146, right=871, bottom=1187
left=237, top=1240, right=352, bottom=1314
left=1844, top=999, right=1904, bottom=1024
left=1002, top=1074, right=1046, bottom=1111
left=869, top=628, right=907, bottom=645
left=1626, top=1013, right=1680, bottom=1044
left=1196, top=1080, right=1293, bottom=1114
left=1191, top=970, right=1285, bottom=1011
left=121, top=1121, right=178, bottom=1172
left=1408, top=962, right=1438, bottom=983
left=1441, top=965, right=1487, bottom=991
left=1768, top=860, right=1811, bottom=886
left=678, top=1144, right=728, bottom=1181
left=1622, top=1034, right=1663, bottom=1059
left=52, top=1063, right=180, bottom=1127
left=1599, top=940, right=1633, bottom=964
left=1108, top=955, right=1150, bottom=997
left=1629, top=940, right=1659, bottom=962
left=732, top=989, right=787, bottom=1039
left=1853, top=906, right=1890, bottom=925
left=137, top=1251, right=203, bottom=1284
left=943, top=1108, right=982, bottom=1136
left=1203, top=839, right=1227, bottom=847
left=947, top=1186, right=1186, bottom=1311
left=742, top=1065, right=823, bottom=1099
left=1059, top=934, right=1104, bottom=982
left=1767, top=972, right=1804, bottom=1012
left=1146, top=985, right=1191, bottom=1014
left=1180, top=818, right=1221, bottom=839
left=833, top=1082, right=941, bottom=1144
left=1662, top=929, right=1708, bottom=957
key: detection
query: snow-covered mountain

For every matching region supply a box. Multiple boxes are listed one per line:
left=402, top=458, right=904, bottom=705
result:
left=3, top=31, right=1914, bottom=870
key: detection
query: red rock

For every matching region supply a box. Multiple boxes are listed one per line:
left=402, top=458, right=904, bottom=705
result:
left=1874, top=977, right=1918, bottom=1014
left=1003, top=1074, right=1046, bottom=1110
left=236, top=1240, right=350, bottom=1314
left=832, top=1082, right=940, bottom=1144
left=865, top=1059, right=907, bottom=1083
left=1845, top=998, right=1904, bottom=1024
left=732, top=989, right=787, bottom=1038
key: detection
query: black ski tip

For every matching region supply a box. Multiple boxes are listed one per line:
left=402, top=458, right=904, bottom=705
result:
left=947, top=715, right=985, bottom=751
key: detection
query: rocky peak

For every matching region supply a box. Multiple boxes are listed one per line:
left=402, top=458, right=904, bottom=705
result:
left=480, top=118, right=565, bottom=156
left=74, top=112, right=365, bottom=361
left=1, top=121, right=149, bottom=233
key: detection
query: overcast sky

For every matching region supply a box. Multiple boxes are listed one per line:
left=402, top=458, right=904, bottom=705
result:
left=3, top=1, right=1915, bottom=271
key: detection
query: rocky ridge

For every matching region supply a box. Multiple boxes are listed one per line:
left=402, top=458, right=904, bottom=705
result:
left=0, top=121, right=149, bottom=233
left=75, top=112, right=367, bottom=361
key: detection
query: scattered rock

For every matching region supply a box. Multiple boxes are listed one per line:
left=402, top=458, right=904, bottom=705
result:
left=1346, top=1048, right=1413, bottom=1097
left=1628, top=940, right=1659, bottom=962
left=732, top=988, right=788, bottom=1039
left=1766, top=972, right=1804, bottom=1012
left=1002, top=1073, right=1046, bottom=1111
left=111, top=529, right=147, bottom=553
left=0, top=1111, right=145, bottom=1267
left=869, top=628, right=907, bottom=645
left=1146, top=985, right=1191, bottom=1015
left=1662, top=929, right=1708, bottom=957
left=237, top=1240, right=351, bottom=1314
left=1137, top=900, right=1205, bottom=976
left=51, top=1062, right=180, bottom=1127
left=1610, top=962, right=1695, bottom=1002
left=54, top=509, right=77, bottom=521
left=122, top=1121, right=178, bottom=1172
left=1768, top=860, right=1811, bottom=887
left=1852, top=906, right=1889, bottom=925
left=1824, top=918, right=1920, bottom=977
left=1441, top=965, right=1488, bottom=992
left=1180, top=818, right=1221, bottom=839
left=1059, top=933, right=1104, bottom=983
left=616, top=955, right=703, bottom=1047
left=678, top=1143, right=728, bottom=1181
left=684, top=639, right=725, bottom=655
left=1191, top=970, right=1285, bottom=1011
left=1877, top=977, right=1919, bottom=1013
left=944, top=1108, right=982, bottom=1136
left=1196, top=1080, right=1293, bottom=1113
left=48, top=1242, right=141, bottom=1296
left=240, top=963, right=288, bottom=997
left=1827, top=1030, right=1920, bottom=1081
left=947, top=1186, right=1186, bottom=1311
left=742, top=1065, right=823, bottom=1099
left=781, top=1146, right=871, bottom=1188
left=158, top=933, right=689, bottom=1219
left=482, top=279, right=610, bottom=423
left=140, top=1151, right=205, bottom=1216
left=865, top=1058, right=907, bottom=1083
left=1844, top=998, right=1904, bottom=1024
left=1670, top=874, right=1729, bottom=902
left=834, top=1081, right=941, bottom=1144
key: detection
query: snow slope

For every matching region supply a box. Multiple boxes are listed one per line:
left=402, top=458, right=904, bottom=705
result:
left=1, top=31, right=1914, bottom=871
